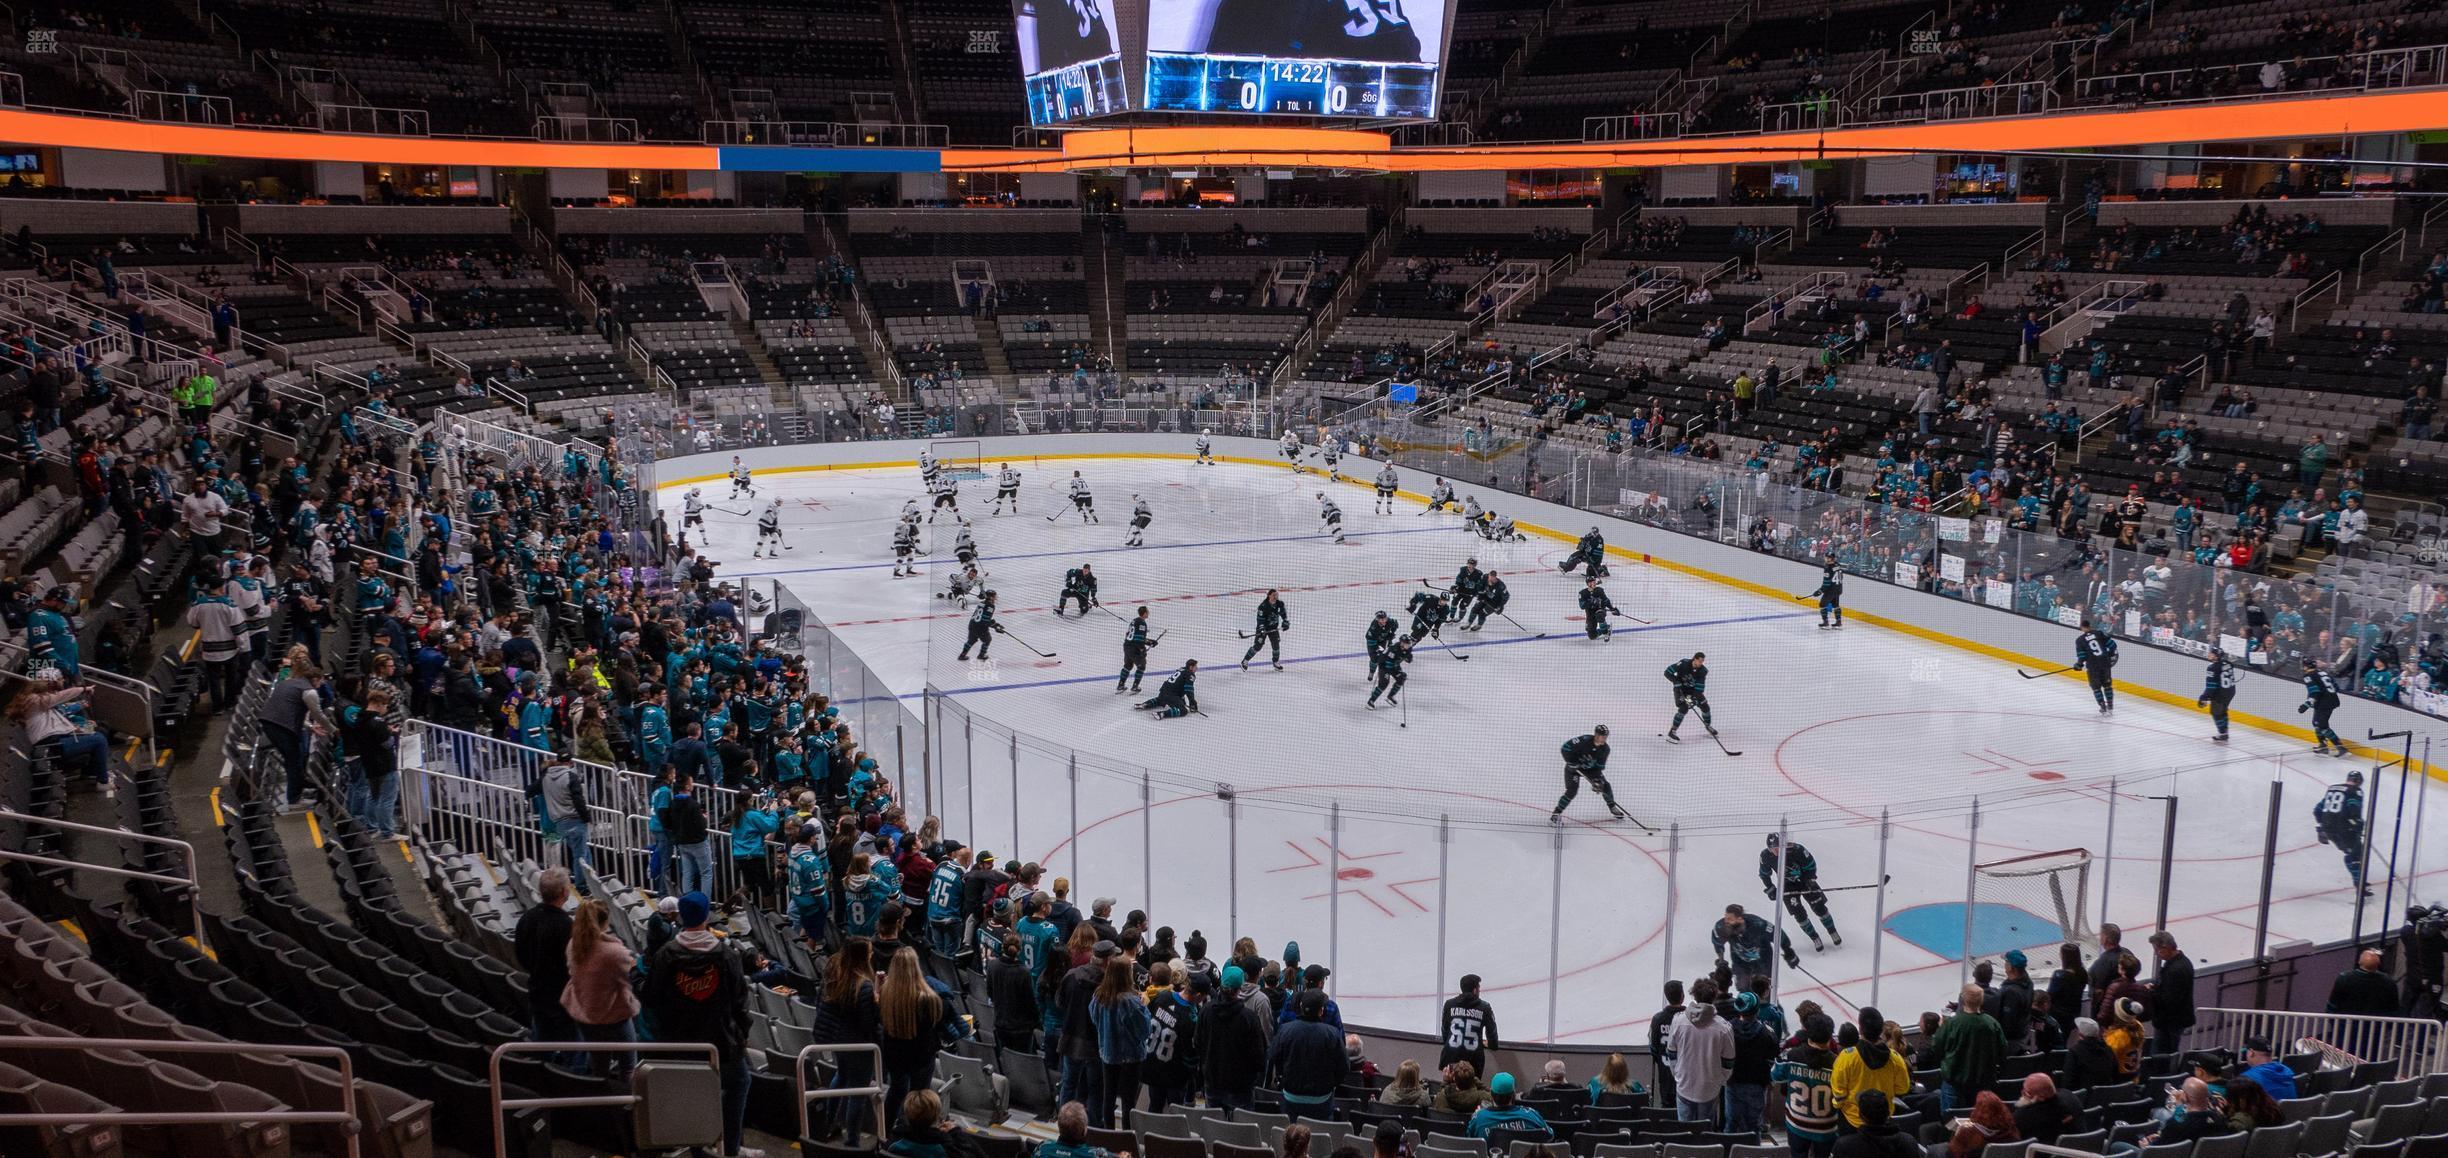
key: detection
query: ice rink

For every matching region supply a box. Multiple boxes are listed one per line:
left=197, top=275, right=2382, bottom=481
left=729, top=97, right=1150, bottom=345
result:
left=664, top=450, right=2445, bottom=1043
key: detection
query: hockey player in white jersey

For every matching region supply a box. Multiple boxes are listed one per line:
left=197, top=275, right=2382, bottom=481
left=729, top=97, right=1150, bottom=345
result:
left=1319, top=437, right=1343, bottom=482
left=952, top=526, right=979, bottom=566
left=1280, top=428, right=1305, bottom=473
left=1061, top=472, right=1099, bottom=522
left=918, top=448, right=940, bottom=486
left=1374, top=465, right=1400, bottom=514
left=752, top=498, right=790, bottom=558
left=927, top=474, right=966, bottom=524
left=1462, top=495, right=1484, bottom=524
left=1422, top=476, right=1457, bottom=514
left=938, top=563, right=987, bottom=603
left=682, top=488, right=708, bottom=531
left=1194, top=433, right=1216, bottom=466
left=1125, top=495, right=1153, bottom=547
left=1317, top=492, right=1347, bottom=544
left=891, top=519, right=921, bottom=577
left=729, top=457, right=755, bottom=500
left=991, top=463, right=1023, bottom=514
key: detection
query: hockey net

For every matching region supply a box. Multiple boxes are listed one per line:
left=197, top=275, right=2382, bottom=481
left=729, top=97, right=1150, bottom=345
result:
left=929, top=438, right=987, bottom=481
left=1972, top=848, right=2094, bottom=951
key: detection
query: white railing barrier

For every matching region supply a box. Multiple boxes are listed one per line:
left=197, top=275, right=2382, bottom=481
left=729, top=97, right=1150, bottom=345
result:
left=793, top=1042, right=886, bottom=1143
left=2193, top=1007, right=2445, bottom=1075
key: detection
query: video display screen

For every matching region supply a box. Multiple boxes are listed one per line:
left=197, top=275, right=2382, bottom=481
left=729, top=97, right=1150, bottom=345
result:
left=1141, top=0, right=1449, bottom=118
left=1014, top=0, right=1131, bottom=125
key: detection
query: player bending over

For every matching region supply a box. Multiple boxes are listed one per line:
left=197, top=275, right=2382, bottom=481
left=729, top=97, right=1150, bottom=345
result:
left=1364, top=611, right=1398, bottom=682
left=991, top=463, right=1023, bottom=515
left=1195, top=433, right=1216, bottom=467
left=1242, top=589, right=1289, bottom=671
left=2313, top=768, right=2371, bottom=897
left=1449, top=558, right=1487, bottom=623
left=1406, top=589, right=1449, bottom=643
left=1462, top=495, right=1483, bottom=525
left=1067, top=472, right=1099, bottom=522
left=1560, top=526, right=1609, bottom=577
left=2074, top=620, right=2118, bottom=712
left=1374, top=464, right=1400, bottom=514
left=928, top=474, right=966, bottom=524
left=1366, top=638, right=1413, bottom=710
left=2301, top=658, right=2348, bottom=755
left=1117, top=607, right=1157, bottom=694
left=1138, top=659, right=1198, bottom=719
left=1665, top=652, right=1715, bottom=742
left=1423, top=476, right=1458, bottom=514
left=939, top=564, right=988, bottom=603
left=2198, top=649, right=2237, bottom=742
left=1761, top=833, right=1841, bottom=950
left=1484, top=513, right=1524, bottom=543
left=1713, top=903, right=1800, bottom=990
left=1125, top=495, right=1152, bottom=547
left=1463, top=575, right=1509, bottom=631
left=752, top=498, right=791, bottom=558
left=955, top=590, right=1002, bottom=661
left=1551, top=725, right=1629, bottom=823
left=952, top=526, right=979, bottom=568
left=1055, top=563, right=1099, bottom=617
left=1578, top=577, right=1617, bottom=641
left=1317, top=493, right=1346, bottom=544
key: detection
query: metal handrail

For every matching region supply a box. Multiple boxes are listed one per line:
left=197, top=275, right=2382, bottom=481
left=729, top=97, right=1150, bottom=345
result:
left=2288, top=270, right=2344, bottom=331
left=0, top=807, right=200, bottom=938
left=489, top=1042, right=719, bottom=1158
left=2353, top=228, right=2408, bottom=293
left=793, top=1042, right=887, bottom=1142
left=0, top=1036, right=359, bottom=1154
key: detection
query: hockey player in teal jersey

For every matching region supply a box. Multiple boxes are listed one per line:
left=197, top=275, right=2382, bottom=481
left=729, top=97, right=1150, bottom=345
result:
left=1665, top=653, right=1714, bottom=742
left=1760, top=833, right=1841, bottom=951
left=1578, top=578, right=1617, bottom=641
left=1551, top=726, right=1628, bottom=824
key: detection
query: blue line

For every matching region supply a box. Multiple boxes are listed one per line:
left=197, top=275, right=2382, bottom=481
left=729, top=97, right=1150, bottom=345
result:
left=715, top=524, right=1471, bottom=579
left=832, top=610, right=1814, bottom=702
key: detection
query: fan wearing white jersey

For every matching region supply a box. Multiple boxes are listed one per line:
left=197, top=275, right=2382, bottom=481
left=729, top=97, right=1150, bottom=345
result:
left=1125, top=495, right=1153, bottom=547
left=992, top=463, right=1023, bottom=514
left=1317, top=492, right=1346, bottom=544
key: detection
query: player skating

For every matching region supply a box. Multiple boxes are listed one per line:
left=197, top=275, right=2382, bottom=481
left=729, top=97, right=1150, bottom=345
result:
left=1578, top=577, right=1617, bottom=642
left=927, top=473, right=967, bottom=524
left=1125, top=494, right=1152, bottom=547
left=1195, top=432, right=1216, bottom=466
left=1366, top=637, right=1413, bottom=710
left=1664, top=652, right=1715, bottom=742
left=1713, top=903, right=1801, bottom=989
left=1241, top=589, right=1289, bottom=671
left=1482, top=512, right=1525, bottom=543
left=1449, top=558, right=1487, bottom=624
left=1421, top=476, right=1458, bottom=515
left=682, top=487, right=708, bottom=533
left=1406, top=588, right=1449, bottom=643
left=1550, top=725, right=1630, bottom=824
left=1138, top=659, right=1199, bottom=719
left=956, top=590, right=1002, bottom=661
left=2074, top=620, right=2118, bottom=712
left=991, top=463, right=1023, bottom=515
left=752, top=498, right=790, bottom=558
left=1318, top=436, right=1343, bottom=482
left=1463, top=575, right=1509, bottom=631
left=2199, top=649, right=2238, bottom=742
left=952, top=525, right=980, bottom=568
left=1117, top=606, right=1157, bottom=693
left=729, top=456, right=756, bottom=500
left=1761, top=833, right=1841, bottom=950
left=1317, top=492, right=1347, bottom=544
left=1063, top=471, right=1100, bottom=523
left=1054, top=563, right=1098, bottom=617
left=1374, top=464, right=1399, bottom=513
left=1805, top=555, right=1844, bottom=628
left=891, top=518, right=921, bottom=577
left=2313, top=768, right=2371, bottom=898
left=1560, top=526, right=1610, bottom=577
left=1280, top=428, right=1306, bottom=474
left=2301, top=658, right=2348, bottom=755
left=1364, top=611, right=1397, bottom=682
left=918, top=447, right=940, bottom=488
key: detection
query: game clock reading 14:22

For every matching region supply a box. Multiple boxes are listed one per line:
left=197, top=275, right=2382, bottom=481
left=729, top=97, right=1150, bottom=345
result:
left=1143, top=54, right=1437, bottom=117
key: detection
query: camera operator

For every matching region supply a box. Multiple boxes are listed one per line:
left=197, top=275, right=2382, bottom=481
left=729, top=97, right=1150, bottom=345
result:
left=2401, top=904, right=2448, bottom=1020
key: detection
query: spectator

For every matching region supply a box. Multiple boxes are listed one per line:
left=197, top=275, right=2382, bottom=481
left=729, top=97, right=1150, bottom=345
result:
left=879, top=947, right=952, bottom=1127
left=1535, top=1060, right=1574, bottom=1093
left=1832, top=1090, right=1919, bottom=1158
left=2234, top=1037, right=2297, bottom=1100
left=1831, top=1008, right=1912, bottom=1128
left=1725, top=991, right=1780, bottom=1135
left=2045, top=943, right=2087, bottom=1040
left=1467, top=1072, right=1553, bottom=1140
left=561, top=896, right=639, bottom=1077
left=1933, top=985, right=2004, bottom=1111
left=2010, top=1074, right=2080, bottom=1144
left=1438, top=1061, right=1491, bottom=1115
left=2326, top=948, right=2398, bottom=1014
left=1773, top=1014, right=1840, bottom=1158
left=1201, top=965, right=1267, bottom=1110
left=1057, top=942, right=1110, bottom=1115
left=1947, top=1091, right=2020, bottom=1158
left=643, top=891, right=760, bottom=1158
left=1271, top=989, right=1348, bottom=1116
left=988, top=934, right=1040, bottom=1053
left=512, top=867, right=576, bottom=1059
left=2104, top=999, right=2147, bottom=1077
left=814, top=938, right=881, bottom=1145
left=2148, top=1079, right=2236, bottom=1145
left=1587, top=1052, right=1644, bottom=1102
left=2087, top=925, right=2126, bottom=1009
left=2223, top=1071, right=2286, bottom=1129
left=1034, top=1103, right=1122, bottom=1158
left=1649, top=980, right=1687, bottom=1104
left=2062, top=1017, right=2121, bottom=1091
left=2147, top=931, right=2195, bottom=1054
left=1667, top=979, right=1736, bottom=1126
left=888, top=1089, right=980, bottom=1158
left=1380, top=1060, right=1434, bottom=1108
left=1089, top=953, right=1151, bottom=1127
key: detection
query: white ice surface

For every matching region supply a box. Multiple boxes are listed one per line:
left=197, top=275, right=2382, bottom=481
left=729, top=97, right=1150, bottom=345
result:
left=666, top=456, right=2445, bottom=1043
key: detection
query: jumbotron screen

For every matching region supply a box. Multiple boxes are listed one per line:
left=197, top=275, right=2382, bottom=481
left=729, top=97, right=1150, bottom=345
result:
left=1015, top=0, right=1131, bottom=125
left=1142, top=0, right=1450, bottom=117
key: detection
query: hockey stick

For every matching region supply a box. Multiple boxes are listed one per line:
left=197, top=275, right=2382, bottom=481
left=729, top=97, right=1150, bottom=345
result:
left=1096, top=601, right=1128, bottom=624
left=1045, top=504, right=1074, bottom=523
left=994, top=628, right=1058, bottom=659
left=1806, top=876, right=1895, bottom=893
left=1782, top=955, right=1858, bottom=1014
left=713, top=506, right=751, bottom=517
left=1709, top=731, right=1744, bottom=757
left=2017, top=664, right=2081, bottom=680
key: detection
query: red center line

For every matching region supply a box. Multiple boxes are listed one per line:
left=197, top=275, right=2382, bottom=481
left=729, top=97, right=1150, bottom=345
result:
left=824, top=565, right=1557, bottom=627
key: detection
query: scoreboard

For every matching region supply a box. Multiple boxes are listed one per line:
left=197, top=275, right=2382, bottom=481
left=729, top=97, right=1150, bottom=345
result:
left=1142, top=54, right=1439, bottom=119
left=1026, top=56, right=1132, bottom=125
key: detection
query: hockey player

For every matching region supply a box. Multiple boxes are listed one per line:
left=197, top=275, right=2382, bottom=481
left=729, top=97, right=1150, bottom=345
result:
left=1577, top=577, right=1617, bottom=641
left=1449, top=558, right=1487, bottom=623
left=1464, top=575, right=1510, bottom=631
left=1067, top=471, right=1099, bottom=522
left=2313, top=768, right=2371, bottom=897
left=2199, top=649, right=2239, bottom=742
left=901, top=497, right=923, bottom=527
left=1760, top=833, right=1841, bottom=951
left=682, top=487, right=708, bottom=532
left=2301, top=658, right=2347, bottom=755
left=1366, top=637, right=1413, bottom=709
left=1317, top=492, right=1347, bottom=544
left=1423, top=476, right=1458, bottom=514
left=1374, top=464, right=1400, bottom=514
left=1364, top=611, right=1398, bottom=682
left=2074, top=620, right=2118, bottom=713
left=1138, top=659, right=1199, bottom=719
left=1560, top=527, right=1609, bottom=577
left=1808, top=555, right=1844, bottom=628
left=952, top=526, right=979, bottom=567
left=918, top=448, right=940, bottom=487
left=1125, top=494, right=1153, bottom=547
left=927, top=473, right=965, bottom=524
left=1319, top=436, right=1343, bottom=482
left=1713, top=903, right=1800, bottom=992
left=1241, top=589, right=1289, bottom=671
left=1462, top=495, right=1484, bottom=526
left=1194, top=432, right=1216, bottom=466
left=956, top=590, right=1002, bottom=661
left=1280, top=428, right=1306, bottom=474
left=729, top=456, right=755, bottom=500
left=992, top=463, right=1023, bottom=515
left=891, top=519, right=921, bottom=577
left=752, top=498, right=789, bottom=558
left=1055, top=563, right=1099, bottom=617
left=1406, top=589, right=1448, bottom=643
left=1665, top=652, right=1715, bottom=742
left=1118, top=606, right=1156, bottom=694
left=1487, top=513, right=1524, bottom=543
left=939, top=564, right=987, bottom=603
left=1551, top=725, right=1629, bottom=823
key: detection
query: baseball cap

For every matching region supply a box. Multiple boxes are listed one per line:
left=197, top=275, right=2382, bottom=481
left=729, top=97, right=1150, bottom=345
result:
left=1220, top=965, right=1246, bottom=990
left=1304, top=964, right=1329, bottom=987
left=1093, top=940, right=1118, bottom=958
left=2002, top=949, right=2028, bottom=968
left=976, top=850, right=996, bottom=864
left=1733, top=992, right=1759, bottom=1014
left=2243, top=1035, right=2274, bottom=1055
left=1489, top=1073, right=1516, bottom=1096
left=656, top=895, right=679, bottom=915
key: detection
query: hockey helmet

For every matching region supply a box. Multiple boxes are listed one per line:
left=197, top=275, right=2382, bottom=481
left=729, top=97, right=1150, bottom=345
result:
left=2347, top=769, right=2364, bottom=784
left=1764, top=832, right=1781, bottom=847
left=1594, top=724, right=1609, bottom=735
